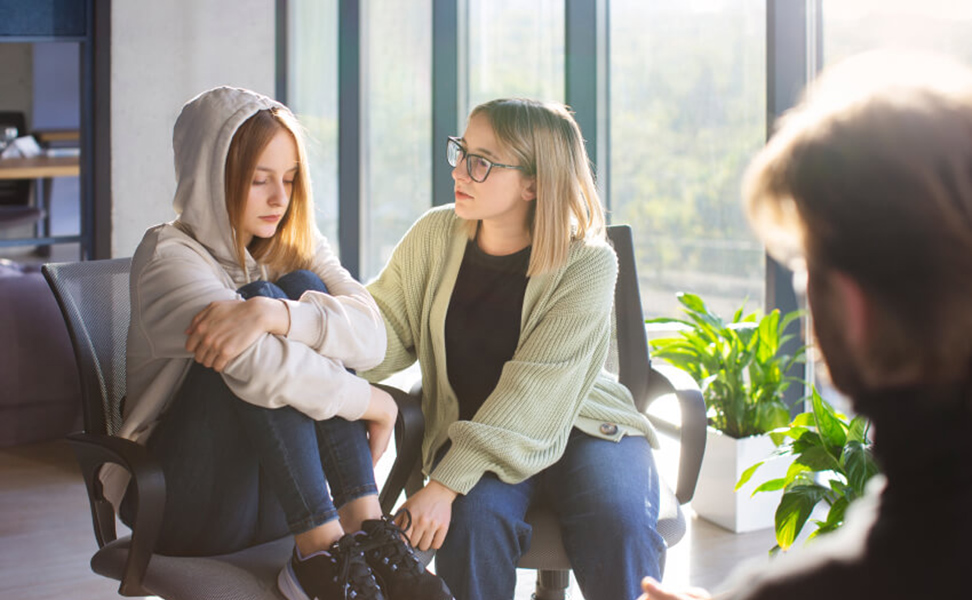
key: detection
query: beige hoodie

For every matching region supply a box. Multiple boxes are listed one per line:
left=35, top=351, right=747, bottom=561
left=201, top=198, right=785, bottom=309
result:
left=113, top=87, right=385, bottom=487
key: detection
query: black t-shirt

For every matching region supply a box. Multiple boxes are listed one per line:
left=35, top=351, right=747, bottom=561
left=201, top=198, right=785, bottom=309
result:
left=445, top=239, right=531, bottom=421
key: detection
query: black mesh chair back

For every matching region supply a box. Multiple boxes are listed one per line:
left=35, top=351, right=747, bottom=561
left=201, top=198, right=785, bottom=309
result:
left=610, top=224, right=653, bottom=410
left=609, top=225, right=707, bottom=506
left=43, top=258, right=130, bottom=437
left=43, top=258, right=293, bottom=599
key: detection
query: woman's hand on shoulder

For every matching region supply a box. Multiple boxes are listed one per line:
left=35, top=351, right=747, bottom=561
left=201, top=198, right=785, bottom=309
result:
left=185, top=297, right=289, bottom=371
left=395, top=480, right=458, bottom=552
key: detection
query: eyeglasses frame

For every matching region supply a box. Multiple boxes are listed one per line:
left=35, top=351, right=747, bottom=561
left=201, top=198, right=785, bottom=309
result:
left=447, top=136, right=525, bottom=183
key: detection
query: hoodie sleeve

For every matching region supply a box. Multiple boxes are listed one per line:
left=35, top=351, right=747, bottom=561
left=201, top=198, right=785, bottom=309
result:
left=281, top=236, right=387, bottom=371
left=131, top=244, right=371, bottom=421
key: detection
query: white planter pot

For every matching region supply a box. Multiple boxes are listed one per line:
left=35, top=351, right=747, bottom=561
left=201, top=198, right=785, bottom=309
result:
left=691, top=428, right=791, bottom=533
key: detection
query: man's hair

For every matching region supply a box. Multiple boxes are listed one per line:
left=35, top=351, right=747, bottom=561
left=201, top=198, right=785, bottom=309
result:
left=224, top=107, right=316, bottom=274
left=465, top=98, right=606, bottom=276
left=744, top=50, right=972, bottom=381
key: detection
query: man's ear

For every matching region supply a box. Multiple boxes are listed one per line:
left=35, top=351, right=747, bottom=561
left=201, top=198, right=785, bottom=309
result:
left=830, top=269, right=871, bottom=355
left=521, top=177, right=537, bottom=202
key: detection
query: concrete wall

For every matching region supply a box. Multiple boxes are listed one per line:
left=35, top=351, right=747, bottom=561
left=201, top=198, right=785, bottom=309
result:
left=32, top=43, right=80, bottom=130
left=110, top=0, right=276, bottom=256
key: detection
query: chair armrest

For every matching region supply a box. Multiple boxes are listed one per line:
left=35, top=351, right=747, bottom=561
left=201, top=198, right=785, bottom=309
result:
left=643, top=364, right=707, bottom=504
left=67, top=431, right=165, bottom=597
left=375, top=383, right=425, bottom=514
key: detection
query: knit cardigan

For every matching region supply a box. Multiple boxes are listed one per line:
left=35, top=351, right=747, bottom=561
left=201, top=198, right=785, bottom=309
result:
left=363, top=206, right=657, bottom=496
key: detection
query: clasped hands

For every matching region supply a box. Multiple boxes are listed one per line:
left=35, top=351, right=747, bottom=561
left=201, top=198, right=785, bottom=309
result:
left=185, top=297, right=289, bottom=372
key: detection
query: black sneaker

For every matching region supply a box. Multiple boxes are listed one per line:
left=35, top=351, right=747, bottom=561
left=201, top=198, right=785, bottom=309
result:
left=358, top=512, right=454, bottom=600
left=278, top=533, right=386, bottom=600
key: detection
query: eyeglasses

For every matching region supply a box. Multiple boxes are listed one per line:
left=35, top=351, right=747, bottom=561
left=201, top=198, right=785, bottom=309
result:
left=447, top=136, right=524, bottom=183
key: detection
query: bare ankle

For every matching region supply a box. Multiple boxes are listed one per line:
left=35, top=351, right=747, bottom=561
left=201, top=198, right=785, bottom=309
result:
left=294, top=519, right=344, bottom=557
left=337, top=494, right=383, bottom=534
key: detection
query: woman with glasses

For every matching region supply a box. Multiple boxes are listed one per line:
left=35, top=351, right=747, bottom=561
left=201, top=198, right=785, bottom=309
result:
left=364, top=98, right=666, bottom=600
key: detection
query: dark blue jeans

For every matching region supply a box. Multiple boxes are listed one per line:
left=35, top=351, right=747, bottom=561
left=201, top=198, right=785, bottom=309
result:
left=142, top=270, right=377, bottom=556
left=435, top=429, right=666, bottom=600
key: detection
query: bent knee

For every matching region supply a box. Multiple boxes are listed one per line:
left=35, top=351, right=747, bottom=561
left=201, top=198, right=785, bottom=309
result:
left=576, top=494, right=660, bottom=534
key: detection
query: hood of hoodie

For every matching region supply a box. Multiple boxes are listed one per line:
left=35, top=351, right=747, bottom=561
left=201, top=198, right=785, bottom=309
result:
left=171, top=86, right=287, bottom=281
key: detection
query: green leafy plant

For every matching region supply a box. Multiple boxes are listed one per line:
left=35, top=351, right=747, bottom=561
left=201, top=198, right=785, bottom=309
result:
left=648, top=292, right=806, bottom=439
left=737, top=388, right=881, bottom=553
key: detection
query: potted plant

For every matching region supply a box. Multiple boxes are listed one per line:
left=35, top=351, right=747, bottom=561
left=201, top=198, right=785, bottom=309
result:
left=737, top=387, right=880, bottom=552
left=648, top=292, right=806, bottom=532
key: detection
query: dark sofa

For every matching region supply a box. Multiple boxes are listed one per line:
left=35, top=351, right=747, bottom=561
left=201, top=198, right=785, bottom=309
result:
left=0, top=260, right=81, bottom=447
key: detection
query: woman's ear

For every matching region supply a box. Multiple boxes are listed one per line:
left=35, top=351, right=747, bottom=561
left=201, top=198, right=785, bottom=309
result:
left=830, top=269, right=871, bottom=355
left=521, top=176, right=537, bottom=202
left=807, top=266, right=874, bottom=395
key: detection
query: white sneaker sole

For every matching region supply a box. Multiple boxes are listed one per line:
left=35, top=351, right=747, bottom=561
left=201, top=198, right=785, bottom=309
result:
left=277, top=562, right=313, bottom=600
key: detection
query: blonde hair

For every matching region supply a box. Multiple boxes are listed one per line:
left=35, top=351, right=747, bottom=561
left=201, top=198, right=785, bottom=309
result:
left=464, top=98, right=605, bottom=276
left=224, top=108, right=316, bottom=274
left=743, top=50, right=972, bottom=381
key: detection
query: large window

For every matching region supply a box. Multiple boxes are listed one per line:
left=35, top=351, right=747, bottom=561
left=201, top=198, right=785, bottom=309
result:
left=287, top=1, right=339, bottom=247
left=362, top=0, right=433, bottom=280
left=463, top=0, right=564, bottom=115
left=610, top=0, right=767, bottom=319
left=287, top=2, right=765, bottom=319
left=288, top=1, right=972, bottom=323
left=823, top=0, right=972, bottom=65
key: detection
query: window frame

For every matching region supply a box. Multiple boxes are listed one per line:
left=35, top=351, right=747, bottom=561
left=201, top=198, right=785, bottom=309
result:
left=281, top=0, right=814, bottom=409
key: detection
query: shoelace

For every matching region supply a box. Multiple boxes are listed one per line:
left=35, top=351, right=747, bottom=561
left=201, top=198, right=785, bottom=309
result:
left=361, top=510, right=423, bottom=576
left=331, top=535, right=381, bottom=600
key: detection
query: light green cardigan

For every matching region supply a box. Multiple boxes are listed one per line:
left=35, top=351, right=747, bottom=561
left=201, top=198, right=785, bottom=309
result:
left=363, top=206, right=657, bottom=495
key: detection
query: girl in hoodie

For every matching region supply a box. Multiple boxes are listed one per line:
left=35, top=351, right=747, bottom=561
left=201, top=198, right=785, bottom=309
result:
left=364, top=98, right=666, bottom=600
left=119, top=87, right=451, bottom=600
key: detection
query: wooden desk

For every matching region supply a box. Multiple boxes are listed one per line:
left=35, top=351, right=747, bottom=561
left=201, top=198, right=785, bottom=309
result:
left=33, top=129, right=81, bottom=145
left=0, top=155, right=82, bottom=251
left=0, top=155, right=80, bottom=179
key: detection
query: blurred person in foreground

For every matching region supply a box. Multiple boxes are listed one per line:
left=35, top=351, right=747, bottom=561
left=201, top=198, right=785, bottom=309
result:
left=639, top=49, right=972, bottom=600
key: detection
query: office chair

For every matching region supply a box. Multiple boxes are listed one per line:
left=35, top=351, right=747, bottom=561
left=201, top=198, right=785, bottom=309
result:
left=378, top=224, right=708, bottom=599
left=43, top=258, right=428, bottom=598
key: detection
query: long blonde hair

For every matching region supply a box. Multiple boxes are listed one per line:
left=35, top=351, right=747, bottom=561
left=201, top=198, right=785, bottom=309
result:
left=224, top=108, right=316, bottom=273
left=465, top=98, right=606, bottom=276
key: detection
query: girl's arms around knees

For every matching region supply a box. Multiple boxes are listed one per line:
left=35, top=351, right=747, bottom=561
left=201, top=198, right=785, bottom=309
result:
left=185, top=297, right=290, bottom=371
left=187, top=299, right=397, bottom=467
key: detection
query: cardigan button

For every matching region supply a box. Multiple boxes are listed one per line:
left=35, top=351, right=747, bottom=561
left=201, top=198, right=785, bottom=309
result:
left=599, top=422, right=618, bottom=436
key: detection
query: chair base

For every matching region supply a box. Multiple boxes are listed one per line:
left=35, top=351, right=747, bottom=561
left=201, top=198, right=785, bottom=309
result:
left=534, top=569, right=570, bottom=600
